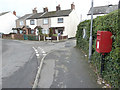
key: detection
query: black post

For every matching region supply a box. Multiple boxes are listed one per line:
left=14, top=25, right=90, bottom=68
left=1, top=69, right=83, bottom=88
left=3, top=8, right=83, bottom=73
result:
left=101, top=54, right=105, bottom=77
left=118, top=0, right=120, bottom=9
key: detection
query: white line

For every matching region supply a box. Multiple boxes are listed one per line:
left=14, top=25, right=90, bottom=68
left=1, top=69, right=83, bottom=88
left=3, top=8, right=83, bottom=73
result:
left=32, top=50, right=55, bottom=89
left=32, top=53, right=47, bottom=89
left=36, top=54, right=39, bottom=57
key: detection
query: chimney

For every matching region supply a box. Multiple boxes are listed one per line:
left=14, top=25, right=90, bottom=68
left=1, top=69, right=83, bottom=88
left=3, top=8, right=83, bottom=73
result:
left=43, top=7, right=48, bottom=12
left=56, top=4, right=61, bottom=11
left=33, top=7, right=37, bottom=14
left=118, top=0, right=120, bottom=9
left=71, top=2, right=75, bottom=10
left=13, top=11, right=16, bottom=16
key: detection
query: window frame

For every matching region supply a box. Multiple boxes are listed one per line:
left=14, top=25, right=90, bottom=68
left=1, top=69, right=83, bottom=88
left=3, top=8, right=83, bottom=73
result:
left=20, top=21, right=24, bottom=26
left=30, top=20, right=35, bottom=25
left=43, top=18, right=49, bottom=25
left=58, top=18, right=63, bottom=23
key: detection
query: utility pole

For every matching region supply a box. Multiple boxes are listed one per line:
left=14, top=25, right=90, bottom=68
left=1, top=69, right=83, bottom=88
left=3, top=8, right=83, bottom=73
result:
left=89, top=0, right=93, bottom=63
left=118, top=0, right=120, bottom=9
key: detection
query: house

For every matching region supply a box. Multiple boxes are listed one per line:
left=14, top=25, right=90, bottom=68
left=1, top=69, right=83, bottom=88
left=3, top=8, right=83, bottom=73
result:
left=26, top=3, right=79, bottom=39
left=87, top=4, right=118, bottom=19
left=0, top=11, right=18, bottom=34
left=13, top=11, right=33, bottom=35
left=26, top=8, right=45, bottom=35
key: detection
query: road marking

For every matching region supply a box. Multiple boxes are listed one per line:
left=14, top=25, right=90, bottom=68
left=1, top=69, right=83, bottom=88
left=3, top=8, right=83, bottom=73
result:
left=32, top=49, right=55, bottom=89
left=36, top=53, right=39, bottom=57
left=33, top=47, right=39, bottom=58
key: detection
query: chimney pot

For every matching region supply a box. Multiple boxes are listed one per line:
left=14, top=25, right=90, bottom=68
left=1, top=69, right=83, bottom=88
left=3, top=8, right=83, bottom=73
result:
left=56, top=4, right=61, bottom=11
left=43, top=7, right=48, bottom=12
left=13, top=11, right=16, bottom=16
left=33, top=8, right=37, bottom=14
left=71, top=2, right=75, bottom=10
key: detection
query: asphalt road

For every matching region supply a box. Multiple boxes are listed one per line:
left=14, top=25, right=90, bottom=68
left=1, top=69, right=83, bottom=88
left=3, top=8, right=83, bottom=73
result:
left=2, top=39, right=38, bottom=88
left=38, top=39, right=102, bottom=88
left=1, top=39, right=102, bottom=88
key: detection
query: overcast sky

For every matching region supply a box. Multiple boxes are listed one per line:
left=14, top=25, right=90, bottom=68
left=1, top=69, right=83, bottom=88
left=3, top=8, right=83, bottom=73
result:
left=0, top=0, right=119, bottom=20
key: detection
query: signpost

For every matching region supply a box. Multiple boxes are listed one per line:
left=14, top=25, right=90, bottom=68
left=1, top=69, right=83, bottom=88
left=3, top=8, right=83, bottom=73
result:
left=89, top=0, right=94, bottom=62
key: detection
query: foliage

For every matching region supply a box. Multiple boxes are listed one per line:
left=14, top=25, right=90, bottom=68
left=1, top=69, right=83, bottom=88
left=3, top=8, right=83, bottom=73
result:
left=76, top=9, right=120, bottom=88
left=49, top=28, right=53, bottom=37
left=37, top=27, right=43, bottom=35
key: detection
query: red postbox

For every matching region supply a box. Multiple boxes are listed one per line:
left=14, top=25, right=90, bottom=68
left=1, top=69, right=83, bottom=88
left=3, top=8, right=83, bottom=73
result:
left=96, top=31, right=112, bottom=54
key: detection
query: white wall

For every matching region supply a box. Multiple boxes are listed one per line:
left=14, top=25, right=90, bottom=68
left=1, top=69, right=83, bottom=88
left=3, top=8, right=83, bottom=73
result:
left=0, top=12, right=18, bottom=34
left=87, top=14, right=106, bottom=20
left=50, top=10, right=79, bottom=38
left=66, top=9, right=79, bottom=38
left=51, top=16, right=69, bottom=36
left=26, top=19, right=37, bottom=29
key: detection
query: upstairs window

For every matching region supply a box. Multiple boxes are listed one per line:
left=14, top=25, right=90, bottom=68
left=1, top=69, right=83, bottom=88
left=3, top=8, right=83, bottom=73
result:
left=30, top=20, right=35, bottom=25
left=58, top=18, right=63, bottom=23
left=20, top=21, right=24, bottom=26
left=43, top=19, right=48, bottom=25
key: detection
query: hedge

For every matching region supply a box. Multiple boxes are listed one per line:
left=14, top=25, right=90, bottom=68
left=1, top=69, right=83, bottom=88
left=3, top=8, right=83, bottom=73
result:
left=76, top=9, right=120, bottom=88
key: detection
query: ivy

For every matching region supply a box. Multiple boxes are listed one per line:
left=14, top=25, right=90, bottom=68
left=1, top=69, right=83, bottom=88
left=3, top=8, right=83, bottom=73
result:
left=76, top=9, right=120, bottom=88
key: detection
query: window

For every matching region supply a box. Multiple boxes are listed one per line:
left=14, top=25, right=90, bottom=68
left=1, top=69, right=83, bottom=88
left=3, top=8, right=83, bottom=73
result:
left=42, top=29, right=49, bottom=34
left=58, top=30, right=63, bottom=34
left=43, top=19, right=48, bottom=25
left=58, top=18, right=63, bottom=23
left=20, top=30, right=23, bottom=34
left=31, top=29, right=34, bottom=34
left=20, top=21, right=24, bottom=26
left=30, top=20, right=35, bottom=25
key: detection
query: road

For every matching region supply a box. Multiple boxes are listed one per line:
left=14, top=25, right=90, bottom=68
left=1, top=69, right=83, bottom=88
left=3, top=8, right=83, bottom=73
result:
left=2, top=39, right=39, bottom=88
left=1, top=39, right=102, bottom=88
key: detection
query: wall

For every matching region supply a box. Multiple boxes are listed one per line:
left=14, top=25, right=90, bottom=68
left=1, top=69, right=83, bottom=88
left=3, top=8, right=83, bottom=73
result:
left=50, top=16, right=68, bottom=36
left=66, top=9, right=79, bottom=38
left=0, top=12, right=18, bottom=34
left=26, top=19, right=37, bottom=29
left=37, top=18, right=51, bottom=30
left=16, top=19, right=26, bottom=28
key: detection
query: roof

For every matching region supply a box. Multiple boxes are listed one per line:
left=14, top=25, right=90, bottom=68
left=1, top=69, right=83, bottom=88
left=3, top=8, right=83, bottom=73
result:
left=88, top=5, right=118, bottom=15
left=27, top=13, right=43, bottom=19
left=0, top=12, right=9, bottom=16
left=39, top=9, right=72, bottom=18
left=17, top=14, right=33, bottom=20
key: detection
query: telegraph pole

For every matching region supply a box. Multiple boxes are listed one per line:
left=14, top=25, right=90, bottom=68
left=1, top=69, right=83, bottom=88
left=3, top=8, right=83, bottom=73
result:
left=89, top=0, right=93, bottom=62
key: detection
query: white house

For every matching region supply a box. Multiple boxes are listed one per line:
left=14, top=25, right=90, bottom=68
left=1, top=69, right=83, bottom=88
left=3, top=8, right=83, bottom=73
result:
left=37, top=3, right=79, bottom=38
left=26, top=8, right=46, bottom=35
left=25, top=3, right=79, bottom=39
left=0, top=11, right=18, bottom=34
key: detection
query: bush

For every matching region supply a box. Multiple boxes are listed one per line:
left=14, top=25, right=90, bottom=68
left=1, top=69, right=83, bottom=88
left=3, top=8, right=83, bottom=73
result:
left=76, top=9, right=120, bottom=88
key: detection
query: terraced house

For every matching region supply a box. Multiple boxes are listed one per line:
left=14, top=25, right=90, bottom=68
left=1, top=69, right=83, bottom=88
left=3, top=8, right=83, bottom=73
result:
left=15, top=3, right=79, bottom=40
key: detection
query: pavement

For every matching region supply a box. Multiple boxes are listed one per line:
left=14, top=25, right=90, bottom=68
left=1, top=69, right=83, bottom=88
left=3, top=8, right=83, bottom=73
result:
left=37, top=39, right=102, bottom=88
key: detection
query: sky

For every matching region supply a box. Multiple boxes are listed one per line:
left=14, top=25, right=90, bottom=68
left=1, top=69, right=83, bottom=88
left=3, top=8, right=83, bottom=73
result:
left=0, top=0, right=119, bottom=20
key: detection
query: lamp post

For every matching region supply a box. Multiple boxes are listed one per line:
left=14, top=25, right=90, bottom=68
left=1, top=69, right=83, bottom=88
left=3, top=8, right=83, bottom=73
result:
left=89, top=0, right=94, bottom=63
left=119, top=0, right=120, bottom=9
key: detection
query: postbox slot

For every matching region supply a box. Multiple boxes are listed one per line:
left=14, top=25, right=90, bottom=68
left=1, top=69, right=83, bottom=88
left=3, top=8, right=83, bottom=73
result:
left=97, top=34, right=101, bottom=36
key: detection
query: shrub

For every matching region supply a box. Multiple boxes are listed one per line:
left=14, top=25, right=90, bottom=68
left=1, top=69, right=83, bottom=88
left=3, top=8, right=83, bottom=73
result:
left=76, top=9, right=120, bottom=88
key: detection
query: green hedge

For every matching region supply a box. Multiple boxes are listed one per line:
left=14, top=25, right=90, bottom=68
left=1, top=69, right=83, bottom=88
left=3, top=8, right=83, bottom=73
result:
left=76, top=9, right=120, bottom=88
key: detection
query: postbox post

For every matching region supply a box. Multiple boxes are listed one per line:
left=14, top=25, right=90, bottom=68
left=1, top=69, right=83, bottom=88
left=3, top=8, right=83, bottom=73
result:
left=101, top=53, right=105, bottom=77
